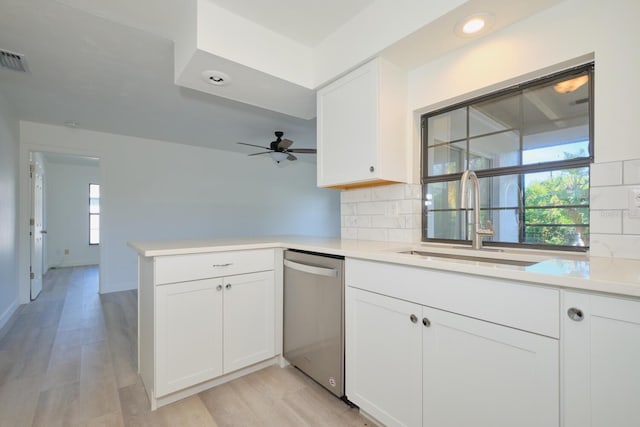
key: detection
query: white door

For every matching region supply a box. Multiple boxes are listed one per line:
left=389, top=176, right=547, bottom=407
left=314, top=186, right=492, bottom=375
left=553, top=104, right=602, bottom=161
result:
left=30, top=160, right=45, bottom=300
left=223, top=271, right=275, bottom=374
left=422, top=306, right=559, bottom=427
left=563, top=291, right=640, bottom=427
left=155, top=278, right=224, bottom=397
left=345, top=287, right=422, bottom=427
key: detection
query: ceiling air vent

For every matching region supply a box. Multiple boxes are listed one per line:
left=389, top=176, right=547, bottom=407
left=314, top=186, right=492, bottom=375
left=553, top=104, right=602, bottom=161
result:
left=0, top=49, right=29, bottom=73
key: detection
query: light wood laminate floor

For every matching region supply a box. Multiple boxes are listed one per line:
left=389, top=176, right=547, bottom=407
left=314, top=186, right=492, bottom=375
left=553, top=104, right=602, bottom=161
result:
left=0, top=266, right=375, bottom=427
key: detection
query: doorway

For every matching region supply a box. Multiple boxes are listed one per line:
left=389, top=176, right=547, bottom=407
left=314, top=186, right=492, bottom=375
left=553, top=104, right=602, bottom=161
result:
left=29, top=151, right=101, bottom=299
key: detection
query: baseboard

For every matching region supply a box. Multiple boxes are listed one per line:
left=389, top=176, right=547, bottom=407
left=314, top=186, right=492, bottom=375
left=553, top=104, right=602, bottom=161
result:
left=0, top=298, right=20, bottom=338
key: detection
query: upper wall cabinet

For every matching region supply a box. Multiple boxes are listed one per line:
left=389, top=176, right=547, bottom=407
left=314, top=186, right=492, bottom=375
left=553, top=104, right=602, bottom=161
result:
left=317, top=58, right=408, bottom=189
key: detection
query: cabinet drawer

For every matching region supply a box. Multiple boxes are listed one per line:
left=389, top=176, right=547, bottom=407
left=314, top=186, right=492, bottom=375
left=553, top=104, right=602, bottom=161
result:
left=346, top=258, right=559, bottom=338
left=155, top=249, right=274, bottom=285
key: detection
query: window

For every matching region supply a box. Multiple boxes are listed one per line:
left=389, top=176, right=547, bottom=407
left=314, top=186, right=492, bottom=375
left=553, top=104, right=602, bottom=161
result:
left=422, top=64, right=593, bottom=250
left=89, top=183, right=100, bottom=245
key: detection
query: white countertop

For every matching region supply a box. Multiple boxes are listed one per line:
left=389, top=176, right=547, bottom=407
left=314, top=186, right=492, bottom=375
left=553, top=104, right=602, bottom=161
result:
left=128, top=236, right=640, bottom=298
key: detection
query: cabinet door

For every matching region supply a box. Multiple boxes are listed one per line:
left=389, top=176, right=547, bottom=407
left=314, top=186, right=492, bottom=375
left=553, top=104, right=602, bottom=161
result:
left=563, top=292, right=640, bottom=427
left=156, top=278, right=223, bottom=396
left=317, top=61, right=378, bottom=187
left=223, top=271, right=275, bottom=374
left=346, top=287, right=422, bottom=427
left=422, top=307, right=559, bottom=427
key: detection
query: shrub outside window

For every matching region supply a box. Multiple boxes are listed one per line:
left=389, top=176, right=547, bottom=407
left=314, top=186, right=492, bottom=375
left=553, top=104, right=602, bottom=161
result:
left=421, top=64, right=593, bottom=250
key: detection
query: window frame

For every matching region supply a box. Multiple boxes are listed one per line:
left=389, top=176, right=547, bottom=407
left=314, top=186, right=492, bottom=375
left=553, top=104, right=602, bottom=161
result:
left=89, top=183, right=100, bottom=245
left=421, top=63, right=594, bottom=251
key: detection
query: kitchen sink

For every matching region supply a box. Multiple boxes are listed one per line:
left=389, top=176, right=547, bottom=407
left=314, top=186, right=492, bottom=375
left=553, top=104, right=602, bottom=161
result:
left=400, top=250, right=541, bottom=267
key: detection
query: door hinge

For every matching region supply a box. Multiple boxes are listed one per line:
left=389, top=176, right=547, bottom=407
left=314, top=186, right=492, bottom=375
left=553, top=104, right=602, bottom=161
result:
left=29, top=163, right=34, bottom=178
left=30, top=218, right=34, bottom=226
left=30, top=272, right=35, bottom=280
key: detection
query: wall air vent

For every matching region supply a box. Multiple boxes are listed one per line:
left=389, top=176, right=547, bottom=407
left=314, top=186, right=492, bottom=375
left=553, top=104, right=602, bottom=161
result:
left=0, top=49, right=29, bottom=73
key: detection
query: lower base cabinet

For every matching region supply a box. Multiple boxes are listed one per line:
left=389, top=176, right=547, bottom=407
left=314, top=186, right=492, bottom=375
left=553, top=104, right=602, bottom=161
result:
left=562, top=291, right=640, bottom=427
left=422, top=305, right=558, bottom=427
left=156, top=278, right=223, bottom=396
left=346, top=287, right=422, bottom=427
left=156, top=271, right=275, bottom=397
left=346, top=287, right=559, bottom=427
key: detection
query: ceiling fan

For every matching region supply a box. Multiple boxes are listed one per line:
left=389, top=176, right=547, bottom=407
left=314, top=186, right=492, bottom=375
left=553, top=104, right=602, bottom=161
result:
left=237, top=131, right=317, bottom=163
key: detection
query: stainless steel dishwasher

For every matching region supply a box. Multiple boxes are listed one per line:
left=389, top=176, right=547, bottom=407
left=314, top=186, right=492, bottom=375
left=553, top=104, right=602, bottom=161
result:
left=283, top=250, right=345, bottom=398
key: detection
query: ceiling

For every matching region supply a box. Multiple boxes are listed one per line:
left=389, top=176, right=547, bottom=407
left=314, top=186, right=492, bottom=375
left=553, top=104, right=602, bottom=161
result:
left=205, top=0, right=375, bottom=47
left=0, top=0, right=564, bottom=159
left=0, top=0, right=321, bottom=159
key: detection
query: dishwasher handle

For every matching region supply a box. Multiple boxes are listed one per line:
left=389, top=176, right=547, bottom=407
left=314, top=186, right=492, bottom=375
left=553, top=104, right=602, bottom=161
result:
left=284, top=259, right=338, bottom=278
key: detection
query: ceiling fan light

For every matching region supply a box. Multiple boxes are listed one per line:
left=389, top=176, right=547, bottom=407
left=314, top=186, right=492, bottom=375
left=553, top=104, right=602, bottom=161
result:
left=270, top=151, right=288, bottom=163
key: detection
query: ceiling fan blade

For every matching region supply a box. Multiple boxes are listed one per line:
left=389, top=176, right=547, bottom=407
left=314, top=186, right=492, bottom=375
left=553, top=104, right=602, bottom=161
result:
left=248, top=151, right=272, bottom=156
left=278, top=138, right=293, bottom=149
left=237, top=142, right=271, bottom=150
left=287, top=148, right=317, bottom=153
left=287, top=153, right=297, bottom=161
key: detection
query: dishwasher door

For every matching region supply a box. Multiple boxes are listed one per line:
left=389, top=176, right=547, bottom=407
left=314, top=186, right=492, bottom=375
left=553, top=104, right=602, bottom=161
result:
left=283, top=250, right=345, bottom=397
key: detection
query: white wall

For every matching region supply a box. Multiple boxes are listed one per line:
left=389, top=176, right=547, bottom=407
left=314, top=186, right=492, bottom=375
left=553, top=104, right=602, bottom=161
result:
left=45, top=159, right=100, bottom=269
left=0, top=91, right=20, bottom=330
left=19, top=121, right=340, bottom=298
left=399, top=0, right=640, bottom=258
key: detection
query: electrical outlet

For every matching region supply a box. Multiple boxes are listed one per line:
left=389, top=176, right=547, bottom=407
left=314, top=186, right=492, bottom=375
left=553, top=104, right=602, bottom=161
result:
left=64, top=249, right=69, bottom=255
left=629, top=188, right=640, bottom=218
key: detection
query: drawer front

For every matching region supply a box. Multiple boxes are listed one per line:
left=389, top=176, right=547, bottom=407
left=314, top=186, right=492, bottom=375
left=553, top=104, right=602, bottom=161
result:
left=346, top=258, right=559, bottom=338
left=155, top=249, right=274, bottom=285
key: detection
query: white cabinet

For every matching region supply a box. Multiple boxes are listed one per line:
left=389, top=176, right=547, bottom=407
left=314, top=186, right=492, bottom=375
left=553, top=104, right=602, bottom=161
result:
left=137, top=249, right=278, bottom=409
left=346, top=287, right=422, bottom=427
left=346, top=259, right=559, bottom=427
left=346, top=287, right=558, bottom=427
left=317, top=58, right=407, bottom=188
left=562, top=291, right=640, bottom=427
left=155, top=271, right=275, bottom=397
left=156, top=278, right=223, bottom=396
left=422, top=306, right=558, bottom=427
left=223, top=271, right=275, bottom=374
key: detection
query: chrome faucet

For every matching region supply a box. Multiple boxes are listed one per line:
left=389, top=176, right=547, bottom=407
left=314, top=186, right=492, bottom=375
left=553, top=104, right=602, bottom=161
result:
left=460, top=169, right=494, bottom=250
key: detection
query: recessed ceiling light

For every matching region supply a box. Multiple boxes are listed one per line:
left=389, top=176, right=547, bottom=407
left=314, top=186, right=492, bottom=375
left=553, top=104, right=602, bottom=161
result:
left=202, top=70, right=231, bottom=86
left=455, top=13, right=494, bottom=37
left=64, top=121, right=78, bottom=128
left=463, top=18, right=485, bottom=34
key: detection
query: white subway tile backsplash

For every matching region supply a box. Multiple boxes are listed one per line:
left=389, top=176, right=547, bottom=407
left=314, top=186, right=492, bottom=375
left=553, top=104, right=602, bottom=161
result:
left=404, top=214, right=422, bottom=229
left=341, top=203, right=357, bottom=216
left=372, top=185, right=405, bottom=201
left=340, top=184, right=423, bottom=244
left=623, top=213, right=640, bottom=235
left=404, top=184, right=422, bottom=200
left=357, top=228, right=388, bottom=241
left=388, top=228, right=421, bottom=243
left=370, top=215, right=405, bottom=229
left=590, top=233, right=640, bottom=260
left=624, top=159, right=640, bottom=184
left=343, top=215, right=372, bottom=228
left=339, top=162, right=640, bottom=257
left=590, top=162, right=622, bottom=187
left=341, top=188, right=372, bottom=203
left=590, top=186, right=631, bottom=210
left=397, top=199, right=421, bottom=215
left=341, top=227, right=358, bottom=239
left=590, top=210, right=622, bottom=234
left=357, top=201, right=391, bottom=215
